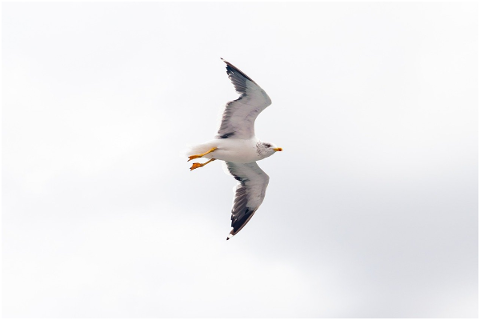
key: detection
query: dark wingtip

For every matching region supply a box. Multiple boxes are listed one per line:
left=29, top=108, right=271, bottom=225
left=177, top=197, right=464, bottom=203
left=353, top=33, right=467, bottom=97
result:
left=220, top=59, right=256, bottom=84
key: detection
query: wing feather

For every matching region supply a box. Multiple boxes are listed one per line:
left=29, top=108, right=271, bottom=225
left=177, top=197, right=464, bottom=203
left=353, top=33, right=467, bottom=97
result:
left=225, top=162, right=270, bottom=239
left=217, top=59, right=272, bottom=140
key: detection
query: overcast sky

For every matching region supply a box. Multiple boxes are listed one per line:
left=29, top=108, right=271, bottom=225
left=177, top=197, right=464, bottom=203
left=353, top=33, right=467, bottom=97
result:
left=2, top=1, right=478, bottom=318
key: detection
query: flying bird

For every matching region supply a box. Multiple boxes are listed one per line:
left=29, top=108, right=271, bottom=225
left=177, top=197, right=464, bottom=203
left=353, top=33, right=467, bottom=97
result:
left=187, top=58, right=282, bottom=240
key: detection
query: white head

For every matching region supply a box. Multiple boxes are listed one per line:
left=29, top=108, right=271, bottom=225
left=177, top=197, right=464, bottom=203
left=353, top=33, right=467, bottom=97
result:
left=257, top=142, right=283, bottom=158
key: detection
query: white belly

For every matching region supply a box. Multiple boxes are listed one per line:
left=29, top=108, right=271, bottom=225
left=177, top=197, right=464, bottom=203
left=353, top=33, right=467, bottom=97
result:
left=204, top=138, right=262, bottom=163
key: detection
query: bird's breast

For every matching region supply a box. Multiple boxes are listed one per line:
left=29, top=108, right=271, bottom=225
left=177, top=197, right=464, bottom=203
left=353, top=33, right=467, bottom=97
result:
left=209, top=139, right=262, bottom=163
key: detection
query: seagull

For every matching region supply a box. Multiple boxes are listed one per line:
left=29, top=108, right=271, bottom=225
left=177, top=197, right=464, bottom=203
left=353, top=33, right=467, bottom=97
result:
left=187, top=58, right=282, bottom=240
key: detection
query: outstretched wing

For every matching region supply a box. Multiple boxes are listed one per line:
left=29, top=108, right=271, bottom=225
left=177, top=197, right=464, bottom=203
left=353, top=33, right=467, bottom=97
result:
left=225, top=161, right=270, bottom=240
left=217, top=59, right=272, bottom=140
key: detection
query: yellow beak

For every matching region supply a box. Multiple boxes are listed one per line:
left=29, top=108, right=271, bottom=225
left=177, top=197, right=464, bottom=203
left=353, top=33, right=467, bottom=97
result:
left=273, top=148, right=283, bottom=152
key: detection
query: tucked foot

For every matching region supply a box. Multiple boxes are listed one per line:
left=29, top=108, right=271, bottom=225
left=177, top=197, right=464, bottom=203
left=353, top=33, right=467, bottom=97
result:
left=190, top=162, right=203, bottom=171
left=188, top=155, right=201, bottom=162
left=187, top=147, right=217, bottom=162
left=190, top=158, right=216, bottom=171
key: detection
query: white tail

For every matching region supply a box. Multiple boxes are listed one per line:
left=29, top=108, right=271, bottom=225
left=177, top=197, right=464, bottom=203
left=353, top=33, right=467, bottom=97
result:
left=185, top=140, right=218, bottom=157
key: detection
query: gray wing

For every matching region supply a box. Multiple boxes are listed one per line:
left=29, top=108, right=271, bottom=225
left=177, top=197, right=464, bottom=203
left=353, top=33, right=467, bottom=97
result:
left=217, top=59, right=272, bottom=140
left=225, top=162, right=270, bottom=240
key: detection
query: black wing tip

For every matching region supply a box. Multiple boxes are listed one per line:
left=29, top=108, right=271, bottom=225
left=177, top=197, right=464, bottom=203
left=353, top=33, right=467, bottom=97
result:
left=220, top=59, right=256, bottom=84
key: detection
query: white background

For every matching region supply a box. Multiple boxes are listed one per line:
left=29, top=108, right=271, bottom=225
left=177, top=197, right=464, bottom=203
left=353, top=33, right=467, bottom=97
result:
left=2, top=1, right=478, bottom=317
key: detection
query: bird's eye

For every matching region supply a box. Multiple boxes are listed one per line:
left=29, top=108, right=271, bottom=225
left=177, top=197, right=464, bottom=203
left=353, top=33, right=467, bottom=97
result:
left=265, top=144, right=271, bottom=148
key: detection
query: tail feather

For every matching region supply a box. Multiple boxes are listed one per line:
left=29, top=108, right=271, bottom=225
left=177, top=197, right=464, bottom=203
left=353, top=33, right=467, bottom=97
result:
left=185, top=141, right=218, bottom=157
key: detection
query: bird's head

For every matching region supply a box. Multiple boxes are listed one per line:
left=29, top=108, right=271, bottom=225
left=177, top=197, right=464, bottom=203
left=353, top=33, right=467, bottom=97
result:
left=258, top=142, right=283, bottom=157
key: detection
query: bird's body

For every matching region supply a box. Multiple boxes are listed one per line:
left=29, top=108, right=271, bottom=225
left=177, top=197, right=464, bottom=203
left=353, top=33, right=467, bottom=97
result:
left=188, top=138, right=273, bottom=163
left=187, top=59, right=282, bottom=240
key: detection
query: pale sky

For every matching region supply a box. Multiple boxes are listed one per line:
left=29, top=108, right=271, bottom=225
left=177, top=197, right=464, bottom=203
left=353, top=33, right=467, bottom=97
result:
left=2, top=1, right=478, bottom=317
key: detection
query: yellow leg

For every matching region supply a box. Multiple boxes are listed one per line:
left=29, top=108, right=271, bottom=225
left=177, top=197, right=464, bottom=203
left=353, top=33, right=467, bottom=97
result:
left=188, top=147, right=217, bottom=162
left=190, top=158, right=216, bottom=171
